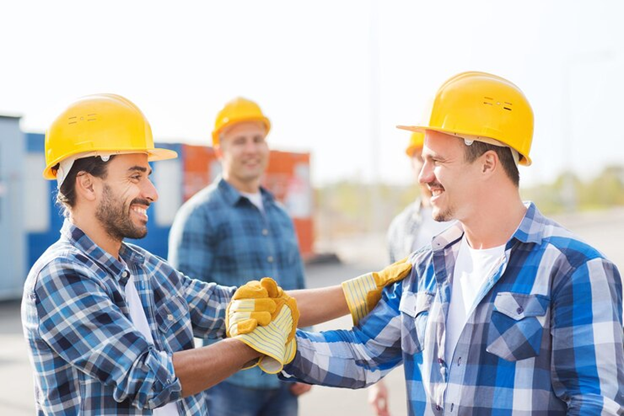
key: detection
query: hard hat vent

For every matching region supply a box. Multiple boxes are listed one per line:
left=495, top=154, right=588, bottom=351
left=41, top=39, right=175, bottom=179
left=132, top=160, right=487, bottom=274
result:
left=483, top=96, right=513, bottom=111
left=67, top=113, right=98, bottom=125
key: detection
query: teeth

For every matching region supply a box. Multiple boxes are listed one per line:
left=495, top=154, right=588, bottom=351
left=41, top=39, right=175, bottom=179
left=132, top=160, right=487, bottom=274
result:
left=132, top=207, right=147, bottom=216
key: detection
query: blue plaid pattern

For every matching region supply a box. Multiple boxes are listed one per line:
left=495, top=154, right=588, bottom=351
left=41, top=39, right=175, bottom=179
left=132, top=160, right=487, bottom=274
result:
left=168, top=176, right=306, bottom=389
left=283, top=203, right=624, bottom=415
left=22, top=219, right=236, bottom=415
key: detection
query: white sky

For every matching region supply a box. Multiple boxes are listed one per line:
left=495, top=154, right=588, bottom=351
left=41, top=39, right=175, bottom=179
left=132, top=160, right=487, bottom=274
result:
left=1, top=0, right=622, bottom=187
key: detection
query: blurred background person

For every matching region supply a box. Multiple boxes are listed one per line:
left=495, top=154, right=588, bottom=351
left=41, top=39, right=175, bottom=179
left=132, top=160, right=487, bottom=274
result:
left=368, top=131, right=453, bottom=416
left=168, top=97, right=312, bottom=416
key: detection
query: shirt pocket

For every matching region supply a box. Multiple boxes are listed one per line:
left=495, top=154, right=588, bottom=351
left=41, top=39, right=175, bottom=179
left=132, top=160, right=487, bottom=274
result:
left=399, top=291, right=434, bottom=354
left=486, top=292, right=550, bottom=361
left=156, top=294, right=191, bottom=348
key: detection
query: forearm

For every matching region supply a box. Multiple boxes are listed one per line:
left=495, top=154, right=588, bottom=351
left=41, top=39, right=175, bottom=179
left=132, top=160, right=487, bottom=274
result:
left=289, top=285, right=349, bottom=327
left=173, top=338, right=261, bottom=397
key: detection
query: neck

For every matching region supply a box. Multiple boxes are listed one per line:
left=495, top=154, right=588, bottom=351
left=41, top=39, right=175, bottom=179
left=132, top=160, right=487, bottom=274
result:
left=223, top=174, right=261, bottom=194
left=460, top=186, right=526, bottom=249
left=70, top=209, right=122, bottom=259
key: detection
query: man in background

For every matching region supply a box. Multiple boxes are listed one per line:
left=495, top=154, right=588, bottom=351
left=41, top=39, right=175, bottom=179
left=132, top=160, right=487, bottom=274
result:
left=168, top=97, right=311, bottom=415
left=368, top=131, right=453, bottom=416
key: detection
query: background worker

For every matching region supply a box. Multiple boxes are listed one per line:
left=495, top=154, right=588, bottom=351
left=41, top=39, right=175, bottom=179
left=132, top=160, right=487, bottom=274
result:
left=22, top=93, right=410, bottom=415
left=252, top=71, right=624, bottom=414
left=168, top=97, right=312, bottom=415
left=368, top=131, right=453, bottom=416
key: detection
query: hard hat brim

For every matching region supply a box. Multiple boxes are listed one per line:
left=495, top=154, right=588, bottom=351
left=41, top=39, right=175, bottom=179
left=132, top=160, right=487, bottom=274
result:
left=396, top=125, right=532, bottom=166
left=42, top=147, right=179, bottom=180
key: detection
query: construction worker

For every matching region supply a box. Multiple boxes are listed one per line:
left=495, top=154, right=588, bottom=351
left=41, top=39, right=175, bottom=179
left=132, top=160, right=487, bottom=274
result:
left=368, top=131, right=454, bottom=416
left=230, top=72, right=624, bottom=414
left=167, top=97, right=313, bottom=415
left=21, top=93, right=411, bottom=415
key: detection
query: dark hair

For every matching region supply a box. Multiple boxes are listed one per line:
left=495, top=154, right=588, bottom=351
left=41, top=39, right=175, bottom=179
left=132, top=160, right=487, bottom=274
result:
left=463, top=141, right=519, bottom=186
left=55, top=156, right=115, bottom=215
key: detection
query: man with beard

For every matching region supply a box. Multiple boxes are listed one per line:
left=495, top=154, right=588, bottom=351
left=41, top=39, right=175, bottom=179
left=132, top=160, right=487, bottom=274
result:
left=257, top=72, right=624, bottom=414
left=168, top=97, right=312, bottom=416
left=21, top=93, right=411, bottom=415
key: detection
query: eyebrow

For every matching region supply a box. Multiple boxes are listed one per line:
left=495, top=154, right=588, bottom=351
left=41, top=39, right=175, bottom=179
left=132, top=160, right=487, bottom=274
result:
left=128, top=166, right=152, bottom=176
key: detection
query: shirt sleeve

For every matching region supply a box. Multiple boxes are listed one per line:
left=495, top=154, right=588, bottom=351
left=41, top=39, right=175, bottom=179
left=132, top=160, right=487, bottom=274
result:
left=34, top=259, right=181, bottom=410
left=551, top=257, right=624, bottom=415
left=179, top=273, right=235, bottom=340
left=168, top=201, right=215, bottom=283
left=281, top=281, right=404, bottom=388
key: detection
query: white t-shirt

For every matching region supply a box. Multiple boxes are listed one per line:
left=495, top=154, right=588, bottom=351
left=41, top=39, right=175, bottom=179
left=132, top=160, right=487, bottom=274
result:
left=240, top=191, right=265, bottom=213
left=125, top=274, right=180, bottom=416
left=445, top=237, right=505, bottom=364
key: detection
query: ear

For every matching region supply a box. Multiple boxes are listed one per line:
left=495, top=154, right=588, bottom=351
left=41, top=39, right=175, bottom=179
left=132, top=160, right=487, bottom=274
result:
left=481, top=150, right=498, bottom=176
left=215, top=145, right=224, bottom=160
left=74, top=172, right=99, bottom=202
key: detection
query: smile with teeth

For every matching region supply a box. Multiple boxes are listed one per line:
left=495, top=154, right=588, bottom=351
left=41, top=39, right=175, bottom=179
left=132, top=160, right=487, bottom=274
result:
left=131, top=206, right=148, bottom=220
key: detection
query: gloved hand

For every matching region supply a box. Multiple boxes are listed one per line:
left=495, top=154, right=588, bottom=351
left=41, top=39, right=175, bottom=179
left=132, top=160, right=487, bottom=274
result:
left=226, top=280, right=277, bottom=337
left=226, top=278, right=299, bottom=374
left=341, top=258, right=412, bottom=326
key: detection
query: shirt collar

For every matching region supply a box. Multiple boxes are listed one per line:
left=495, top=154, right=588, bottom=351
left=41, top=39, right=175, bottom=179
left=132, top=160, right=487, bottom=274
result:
left=60, top=219, right=144, bottom=284
left=430, top=201, right=544, bottom=252
left=216, top=175, right=275, bottom=207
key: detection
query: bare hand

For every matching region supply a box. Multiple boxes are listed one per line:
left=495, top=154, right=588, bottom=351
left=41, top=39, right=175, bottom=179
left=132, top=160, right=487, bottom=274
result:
left=290, top=382, right=312, bottom=397
left=368, top=381, right=390, bottom=416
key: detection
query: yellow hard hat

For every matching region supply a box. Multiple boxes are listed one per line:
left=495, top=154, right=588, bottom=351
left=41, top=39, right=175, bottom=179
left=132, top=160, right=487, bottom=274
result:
left=398, top=71, right=534, bottom=165
left=212, top=97, right=271, bottom=146
left=405, top=132, right=425, bottom=157
left=43, top=93, right=178, bottom=179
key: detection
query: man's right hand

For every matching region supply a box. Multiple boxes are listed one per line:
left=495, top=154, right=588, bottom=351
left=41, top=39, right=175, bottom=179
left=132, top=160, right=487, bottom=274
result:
left=226, top=278, right=299, bottom=374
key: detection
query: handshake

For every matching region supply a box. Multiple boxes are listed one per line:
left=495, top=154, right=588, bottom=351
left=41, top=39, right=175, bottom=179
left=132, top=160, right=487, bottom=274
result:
left=224, top=257, right=412, bottom=374
left=226, top=278, right=298, bottom=374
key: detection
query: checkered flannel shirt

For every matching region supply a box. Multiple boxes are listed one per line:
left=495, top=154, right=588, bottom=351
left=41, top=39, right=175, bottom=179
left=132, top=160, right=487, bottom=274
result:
left=22, top=220, right=236, bottom=415
left=284, top=203, right=624, bottom=415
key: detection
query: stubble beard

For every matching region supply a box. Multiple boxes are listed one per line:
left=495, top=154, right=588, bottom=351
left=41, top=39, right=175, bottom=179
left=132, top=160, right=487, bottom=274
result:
left=96, top=184, right=148, bottom=241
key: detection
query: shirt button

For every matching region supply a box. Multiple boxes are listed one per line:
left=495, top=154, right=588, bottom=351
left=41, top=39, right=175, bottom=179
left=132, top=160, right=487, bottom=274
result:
left=167, top=314, right=174, bottom=321
left=457, top=357, right=462, bottom=366
left=262, top=229, right=269, bottom=236
left=438, top=358, right=445, bottom=365
left=121, top=271, right=128, bottom=277
left=267, top=256, right=274, bottom=263
left=436, top=405, right=442, bottom=411
left=516, top=306, right=524, bottom=314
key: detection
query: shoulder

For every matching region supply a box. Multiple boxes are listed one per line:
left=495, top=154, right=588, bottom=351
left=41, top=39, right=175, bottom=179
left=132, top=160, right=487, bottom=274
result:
left=25, top=241, right=106, bottom=296
left=388, top=201, right=419, bottom=234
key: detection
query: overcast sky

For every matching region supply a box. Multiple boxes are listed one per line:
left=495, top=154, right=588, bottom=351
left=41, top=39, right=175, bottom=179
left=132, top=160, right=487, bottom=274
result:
left=1, top=0, right=622, bottom=187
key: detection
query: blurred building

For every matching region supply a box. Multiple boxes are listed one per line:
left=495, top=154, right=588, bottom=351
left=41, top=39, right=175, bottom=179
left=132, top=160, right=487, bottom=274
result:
left=0, top=117, right=314, bottom=300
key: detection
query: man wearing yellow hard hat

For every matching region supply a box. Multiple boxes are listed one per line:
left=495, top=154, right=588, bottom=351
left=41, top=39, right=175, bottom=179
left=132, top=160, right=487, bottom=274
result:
left=257, top=72, right=624, bottom=414
left=168, top=97, right=314, bottom=415
left=21, top=93, right=411, bottom=414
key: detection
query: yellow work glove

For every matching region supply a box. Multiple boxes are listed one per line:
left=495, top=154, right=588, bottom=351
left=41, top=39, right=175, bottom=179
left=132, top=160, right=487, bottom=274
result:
left=226, top=280, right=277, bottom=337
left=256, top=278, right=299, bottom=373
left=226, top=278, right=299, bottom=374
left=341, top=257, right=412, bottom=326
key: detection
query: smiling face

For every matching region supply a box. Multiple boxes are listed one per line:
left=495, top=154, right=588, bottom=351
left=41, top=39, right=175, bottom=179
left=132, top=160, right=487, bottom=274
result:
left=418, top=130, right=482, bottom=223
left=94, top=153, right=158, bottom=241
left=216, top=120, right=269, bottom=193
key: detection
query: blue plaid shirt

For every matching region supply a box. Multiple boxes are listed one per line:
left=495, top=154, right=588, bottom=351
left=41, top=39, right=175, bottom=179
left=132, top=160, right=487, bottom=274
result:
left=283, top=203, right=624, bottom=415
left=168, top=176, right=306, bottom=389
left=21, top=220, right=236, bottom=415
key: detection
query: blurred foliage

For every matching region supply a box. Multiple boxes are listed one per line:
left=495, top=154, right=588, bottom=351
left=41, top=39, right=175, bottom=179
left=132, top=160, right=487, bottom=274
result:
left=315, top=165, right=624, bottom=239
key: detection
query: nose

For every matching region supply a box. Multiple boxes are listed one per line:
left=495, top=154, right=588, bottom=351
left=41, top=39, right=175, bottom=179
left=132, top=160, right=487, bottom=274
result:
left=419, top=159, right=434, bottom=185
left=144, top=178, right=159, bottom=203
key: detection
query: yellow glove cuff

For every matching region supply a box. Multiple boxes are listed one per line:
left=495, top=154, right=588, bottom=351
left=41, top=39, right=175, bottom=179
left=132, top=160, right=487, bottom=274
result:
left=341, top=273, right=377, bottom=326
